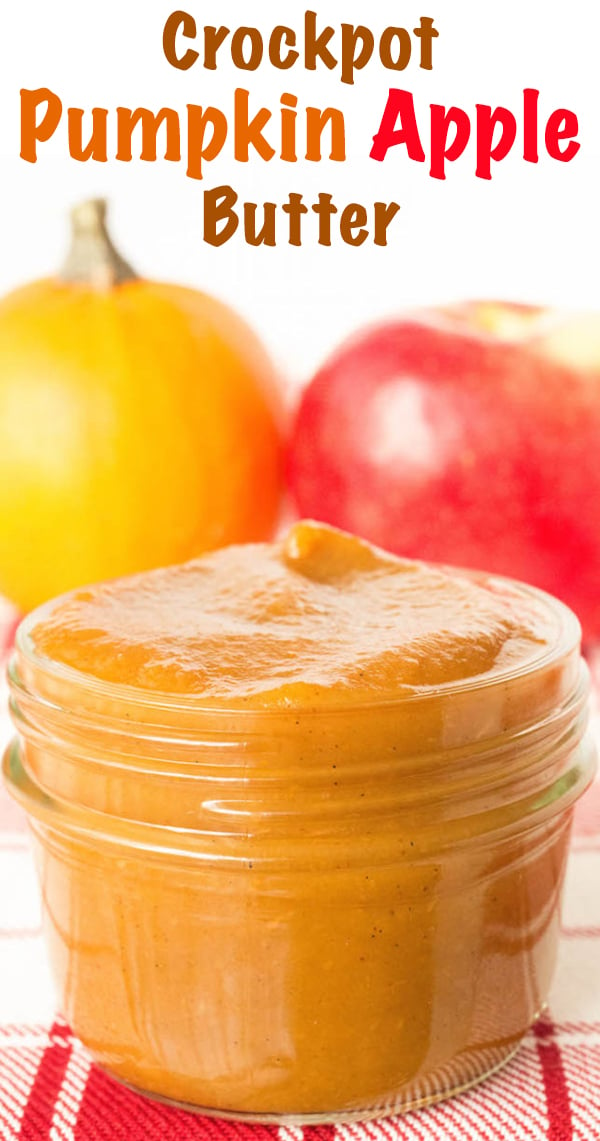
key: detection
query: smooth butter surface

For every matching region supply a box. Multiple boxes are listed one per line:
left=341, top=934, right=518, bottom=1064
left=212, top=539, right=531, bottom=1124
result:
left=30, top=521, right=555, bottom=706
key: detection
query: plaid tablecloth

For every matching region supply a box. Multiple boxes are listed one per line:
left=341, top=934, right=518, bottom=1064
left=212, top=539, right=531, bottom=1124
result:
left=0, top=600, right=599, bottom=1141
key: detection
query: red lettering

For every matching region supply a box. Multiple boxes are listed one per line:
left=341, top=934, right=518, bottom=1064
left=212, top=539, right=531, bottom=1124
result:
left=545, top=109, right=580, bottom=162
left=430, top=104, right=470, bottom=180
left=475, top=105, right=517, bottom=180
left=523, top=88, right=540, bottom=163
left=370, top=89, right=425, bottom=163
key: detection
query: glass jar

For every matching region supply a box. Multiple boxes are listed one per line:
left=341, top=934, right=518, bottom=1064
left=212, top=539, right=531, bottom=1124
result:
left=3, top=580, right=596, bottom=1124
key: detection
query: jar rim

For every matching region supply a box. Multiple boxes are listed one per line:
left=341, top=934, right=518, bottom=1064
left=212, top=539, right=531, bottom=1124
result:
left=6, top=575, right=595, bottom=864
left=12, top=570, right=582, bottom=721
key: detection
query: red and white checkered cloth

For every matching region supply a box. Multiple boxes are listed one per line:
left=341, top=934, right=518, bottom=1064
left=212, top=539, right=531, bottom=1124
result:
left=1, top=601, right=599, bottom=1141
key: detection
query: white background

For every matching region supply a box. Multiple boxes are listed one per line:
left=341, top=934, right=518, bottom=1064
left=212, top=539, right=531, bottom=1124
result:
left=0, top=0, right=599, bottom=386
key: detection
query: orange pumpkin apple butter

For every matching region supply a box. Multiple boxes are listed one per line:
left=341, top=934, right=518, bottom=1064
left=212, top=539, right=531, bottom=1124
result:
left=4, top=522, right=595, bottom=1122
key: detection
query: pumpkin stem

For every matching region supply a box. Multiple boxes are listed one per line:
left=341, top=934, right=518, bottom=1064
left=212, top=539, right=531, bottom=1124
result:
left=60, top=199, right=138, bottom=288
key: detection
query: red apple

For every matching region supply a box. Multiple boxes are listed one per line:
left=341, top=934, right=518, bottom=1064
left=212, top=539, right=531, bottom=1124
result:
left=288, top=315, right=600, bottom=642
left=531, top=310, right=600, bottom=374
left=437, top=299, right=600, bottom=367
left=436, top=298, right=600, bottom=370
left=435, top=299, right=548, bottom=340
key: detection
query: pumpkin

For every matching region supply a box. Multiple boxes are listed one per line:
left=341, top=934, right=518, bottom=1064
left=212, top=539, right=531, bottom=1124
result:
left=0, top=199, right=284, bottom=610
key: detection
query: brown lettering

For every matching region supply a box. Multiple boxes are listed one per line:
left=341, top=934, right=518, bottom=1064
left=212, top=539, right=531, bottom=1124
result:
left=305, top=12, right=337, bottom=73
left=269, top=27, right=299, bottom=69
left=244, top=202, right=277, bottom=246
left=379, top=28, right=412, bottom=71
left=374, top=201, right=401, bottom=246
left=282, top=194, right=308, bottom=245
left=231, top=27, right=264, bottom=71
left=340, top=24, right=374, bottom=86
left=312, top=193, right=338, bottom=246
left=163, top=11, right=198, bottom=71
left=204, top=26, right=230, bottom=69
left=413, top=17, right=438, bottom=70
left=203, top=185, right=239, bottom=246
left=340, top=204, right=369, bottom=246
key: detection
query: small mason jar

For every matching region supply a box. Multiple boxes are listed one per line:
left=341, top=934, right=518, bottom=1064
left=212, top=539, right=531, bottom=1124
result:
left=3, top=576, right=596, bottom=1124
